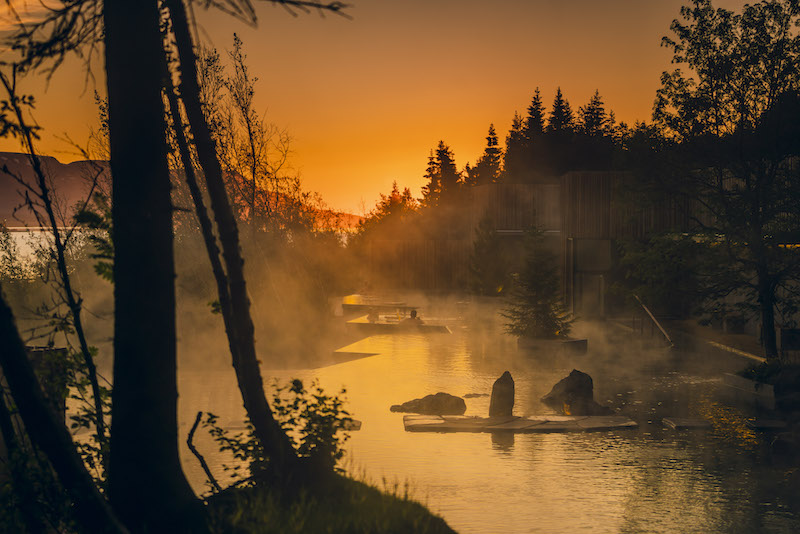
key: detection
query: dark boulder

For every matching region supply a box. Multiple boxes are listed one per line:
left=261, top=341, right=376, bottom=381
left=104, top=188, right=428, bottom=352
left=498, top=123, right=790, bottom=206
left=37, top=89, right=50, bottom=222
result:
left=541, top=369, right=612, bottom=416
left=390, top=392, right=466, bottom=415
left=489, top=371, right=515, bottom=417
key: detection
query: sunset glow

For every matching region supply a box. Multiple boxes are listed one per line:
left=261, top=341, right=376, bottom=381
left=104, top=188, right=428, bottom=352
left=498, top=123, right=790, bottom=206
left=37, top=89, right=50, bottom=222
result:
left=0, top=0, right=750, bottom=213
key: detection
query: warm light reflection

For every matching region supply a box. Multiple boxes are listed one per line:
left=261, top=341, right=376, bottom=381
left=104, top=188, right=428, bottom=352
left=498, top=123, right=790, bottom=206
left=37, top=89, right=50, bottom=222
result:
left=174, top=327, right=796, bottom=533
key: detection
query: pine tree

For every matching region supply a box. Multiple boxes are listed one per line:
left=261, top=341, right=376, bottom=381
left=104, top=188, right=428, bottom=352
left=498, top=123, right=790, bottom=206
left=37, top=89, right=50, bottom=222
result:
left=503, top=112, right=526, bottom=182
left=421, top=141, right=460, bottom=206
left=547, top=87, right=574, bottom=133
left=468, top=124, right=503, bottom=186
left=420, top=149, right=440, bottom=206
left=545, top=88, right=577, bottom=174
left=522, top=88, right=547, bottom=176
left=578, top=90, right=609, bottom=137
left=502, top=229, right=572, bottom=339
left=436, top=140, right=461, bottom=201
left=522, top=88, right=546, bottom=139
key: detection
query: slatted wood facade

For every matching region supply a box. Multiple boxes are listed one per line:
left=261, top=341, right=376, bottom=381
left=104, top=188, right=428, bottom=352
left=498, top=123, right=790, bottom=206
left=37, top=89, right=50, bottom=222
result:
left=561, top=171, right=697, bottom=240
left=365, top=173, right=703, bottom=292
left=471, top=183, right=561, bottom=231
left=367, top=238, right=471, bottom=291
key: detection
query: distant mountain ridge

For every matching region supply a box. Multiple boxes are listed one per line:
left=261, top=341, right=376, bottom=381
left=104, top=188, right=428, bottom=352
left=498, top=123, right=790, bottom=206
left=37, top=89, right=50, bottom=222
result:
left=0, top=152, right=109, bottom=227
left=0, top=151, right=362, bottom=230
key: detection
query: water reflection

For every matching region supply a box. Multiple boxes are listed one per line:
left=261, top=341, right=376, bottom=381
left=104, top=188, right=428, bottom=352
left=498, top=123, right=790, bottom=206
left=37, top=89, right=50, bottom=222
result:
left=177, top=328, right=800, bottom=534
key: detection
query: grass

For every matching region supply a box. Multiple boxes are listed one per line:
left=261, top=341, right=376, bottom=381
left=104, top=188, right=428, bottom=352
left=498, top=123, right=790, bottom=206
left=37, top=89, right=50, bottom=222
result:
left=205, top=473, right=457, bottom=534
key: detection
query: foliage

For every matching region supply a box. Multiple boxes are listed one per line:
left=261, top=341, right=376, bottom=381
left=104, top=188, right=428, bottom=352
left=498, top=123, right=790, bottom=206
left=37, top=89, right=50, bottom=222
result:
left=648, top=0, right=800, bottom=357
left=420, top=141, right=461, bottom=207
left=0, top=224, right=28, bottom=281
left=502, top=229, right=572, bottom=339
left=465, top=124, right=503, bottom=186
left=547, top=87, right=575, bottom=134
left=197, top=36, right=335, bottom=238
left=503, top=111, right=527, bottom=181
left=206, top=473, right=456, bottom=534
left=355, top=181, right=419, bottom=241
left=612, top=233, right=707, bottom=318
left=204, top=379, right=353, bottom=487
left=73, top=191, right=114, bottom=283
left=0, top=412, right=78, bottom=533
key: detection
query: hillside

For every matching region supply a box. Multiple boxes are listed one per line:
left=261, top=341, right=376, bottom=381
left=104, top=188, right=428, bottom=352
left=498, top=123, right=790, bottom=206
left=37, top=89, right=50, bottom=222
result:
left=0, top=152, right=109, bottom=227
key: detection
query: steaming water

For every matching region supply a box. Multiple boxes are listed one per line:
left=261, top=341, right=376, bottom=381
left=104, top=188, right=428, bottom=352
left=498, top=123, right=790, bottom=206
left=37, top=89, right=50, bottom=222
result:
left=177, top=326, right=800, bottom=534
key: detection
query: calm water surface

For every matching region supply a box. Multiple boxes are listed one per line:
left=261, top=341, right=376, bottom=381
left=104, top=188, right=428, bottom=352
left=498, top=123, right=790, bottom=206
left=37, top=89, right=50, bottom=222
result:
left=177, top=325, right=800, bottom=534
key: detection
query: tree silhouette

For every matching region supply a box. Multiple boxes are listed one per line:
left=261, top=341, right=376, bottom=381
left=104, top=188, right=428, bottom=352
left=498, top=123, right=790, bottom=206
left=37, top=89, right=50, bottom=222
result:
left=652, top=0, right=800, bottom=359
left=547, top=87, right=574, bottom=134
left=1, top=1, right=349, bottom=532
left=503, top=112, right=527, bottom=182
left=575, top=89, right=615, bottom=169
left=578, top=90, right=610, bottom=137
left=421, top=141, right=461, bottom=206
left=502, top=229, right=572, bottom=339
left=466, top=124, right=503, bottom=186
left=523, top=88, right=546, bottom=138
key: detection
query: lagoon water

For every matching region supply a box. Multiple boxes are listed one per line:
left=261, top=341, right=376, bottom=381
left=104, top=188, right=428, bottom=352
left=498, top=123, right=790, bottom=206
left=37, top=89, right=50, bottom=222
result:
left=177, top=324, right=800, bottom=534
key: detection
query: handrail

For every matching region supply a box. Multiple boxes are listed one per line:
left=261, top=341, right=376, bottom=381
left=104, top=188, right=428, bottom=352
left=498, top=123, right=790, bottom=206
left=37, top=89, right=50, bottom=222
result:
left=633, top=294, right=674, bottom=347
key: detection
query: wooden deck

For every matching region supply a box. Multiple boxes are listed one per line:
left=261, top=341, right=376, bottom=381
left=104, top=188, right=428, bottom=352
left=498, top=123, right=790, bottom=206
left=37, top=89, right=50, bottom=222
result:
left=403, top=414, right=638, bottom=433
left=346, top=315, right=451, bottom=334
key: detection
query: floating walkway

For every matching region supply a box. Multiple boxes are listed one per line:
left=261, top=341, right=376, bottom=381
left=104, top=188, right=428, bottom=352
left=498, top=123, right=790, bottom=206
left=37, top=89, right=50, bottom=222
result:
left=346, top=315, right=451, bottom=334
left=403, top=414, right=638, bottom=433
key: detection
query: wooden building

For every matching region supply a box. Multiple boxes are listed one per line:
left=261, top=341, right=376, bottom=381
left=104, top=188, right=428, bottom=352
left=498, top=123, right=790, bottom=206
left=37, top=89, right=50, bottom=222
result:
left=363, top=171, right=695, bottom=314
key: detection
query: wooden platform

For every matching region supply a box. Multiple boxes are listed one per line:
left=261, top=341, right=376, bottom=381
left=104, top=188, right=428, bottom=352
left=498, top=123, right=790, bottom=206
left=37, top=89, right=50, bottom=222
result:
left=402, top=414, right=638, bottom=433
left=346, top=315, right=451, bottom=334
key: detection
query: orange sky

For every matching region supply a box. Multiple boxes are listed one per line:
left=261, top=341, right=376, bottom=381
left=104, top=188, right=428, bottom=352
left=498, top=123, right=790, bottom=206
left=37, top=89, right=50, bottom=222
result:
left=0, top=0, right=749, bottom=214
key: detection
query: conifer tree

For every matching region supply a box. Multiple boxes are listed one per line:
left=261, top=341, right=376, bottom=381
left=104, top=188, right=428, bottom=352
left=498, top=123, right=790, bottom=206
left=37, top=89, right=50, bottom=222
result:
left=522, top=88, right=546, bottom=139
left=578, top=90, right=609, bottom=136
left=502, top=229, right=572, bottom=339
left=420, top=149, right=440, bottom=206
left=421, top=141, right=460, bottom=206
left=547, top=87, right=574, bottom=133
left=503, top=112, right=527, bottom=182
left=436, top=140, right=461, bottom=201
left=522, top=88, right=547, bottom=176
left=467, top=124, right=503, bottom=186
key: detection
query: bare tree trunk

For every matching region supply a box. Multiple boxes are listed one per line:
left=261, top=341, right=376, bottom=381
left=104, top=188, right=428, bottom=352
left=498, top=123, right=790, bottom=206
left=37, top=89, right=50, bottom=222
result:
left=104, top=1, right=203, bottom=531
left=0, top=69, right=108, bottom=471
left=163, top=76, right=239, bottom=381
left=0, top=288, right=127, bottom=534
left=165, top=0, right=299, bottom=480
left=757, top=270, right=779, bottom=359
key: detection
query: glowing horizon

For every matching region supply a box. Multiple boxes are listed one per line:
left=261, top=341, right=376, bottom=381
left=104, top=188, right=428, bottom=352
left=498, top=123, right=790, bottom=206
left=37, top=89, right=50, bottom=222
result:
left=0, top=0, right=750, bottom=214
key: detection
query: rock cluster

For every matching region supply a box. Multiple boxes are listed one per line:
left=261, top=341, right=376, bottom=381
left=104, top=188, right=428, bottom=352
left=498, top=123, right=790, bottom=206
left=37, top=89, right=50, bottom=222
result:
left=489, top=371, right=515, bottom=417
left=390, top=392, right=466, bottom=415
left=540, top=369, right=612, bottom=416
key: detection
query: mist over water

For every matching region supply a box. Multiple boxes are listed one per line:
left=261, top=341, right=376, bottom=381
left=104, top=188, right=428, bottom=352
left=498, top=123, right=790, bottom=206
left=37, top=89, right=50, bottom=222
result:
left=9, top=229, right=799, bottom=533
left=175, top=302, right=800, bottom=534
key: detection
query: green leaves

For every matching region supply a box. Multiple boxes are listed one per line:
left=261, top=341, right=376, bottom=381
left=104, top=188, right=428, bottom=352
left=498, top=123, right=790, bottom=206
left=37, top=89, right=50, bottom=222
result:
left=73, top=192, right=113, bottom=283
left=502, top=228, right=572, bottom=339
left=202, top=378, right=354, bottom=490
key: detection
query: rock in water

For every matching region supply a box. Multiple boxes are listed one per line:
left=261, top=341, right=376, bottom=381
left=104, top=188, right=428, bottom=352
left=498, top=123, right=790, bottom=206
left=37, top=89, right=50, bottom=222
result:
left=390, top=392, right=466, bottom=415
left=540, top=369, right=612, bottom=416
left=489, top=371, right=515, bottom=417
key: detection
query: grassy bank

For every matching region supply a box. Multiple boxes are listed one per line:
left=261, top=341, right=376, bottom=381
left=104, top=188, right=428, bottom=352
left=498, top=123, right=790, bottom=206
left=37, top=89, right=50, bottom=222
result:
left=206, top=473, right=457, bottom=534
